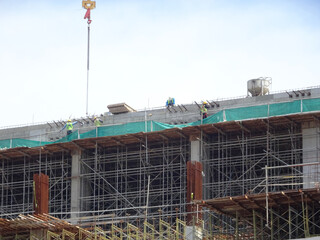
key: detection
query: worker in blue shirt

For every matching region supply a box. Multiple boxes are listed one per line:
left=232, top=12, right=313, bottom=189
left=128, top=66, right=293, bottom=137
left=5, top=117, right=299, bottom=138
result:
left=166, top=97, right=175, bottom=107
left=61, top=119, right=78, bottom=135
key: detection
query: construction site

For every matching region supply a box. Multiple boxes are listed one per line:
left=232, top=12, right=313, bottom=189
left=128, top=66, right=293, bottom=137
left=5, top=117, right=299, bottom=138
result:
left=1, top=1, right=320, bottom=239
left=1, top=76, right=320, bottom=239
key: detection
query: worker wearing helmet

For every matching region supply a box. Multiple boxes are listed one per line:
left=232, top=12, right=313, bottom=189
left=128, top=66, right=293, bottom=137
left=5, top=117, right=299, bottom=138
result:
left=201, top=104, right=208, bottom=119
left=202, top=101, right=210, bottom=109
left=94, top=116, right=103, bottom=127
left=166, top=97, right=175, bottom=108
left=61, top=119, right=78, bottom=136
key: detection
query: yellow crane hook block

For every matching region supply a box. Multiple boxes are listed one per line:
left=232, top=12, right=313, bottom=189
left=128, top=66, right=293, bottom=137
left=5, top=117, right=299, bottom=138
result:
left=82, top=0, right=96, bottom=10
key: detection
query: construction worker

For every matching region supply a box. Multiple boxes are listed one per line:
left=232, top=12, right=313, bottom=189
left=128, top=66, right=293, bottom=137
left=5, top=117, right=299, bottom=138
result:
left=166, top=97, right=175, bottom=107
left=61, top=119, right=78, bottom=136
left=202, top=101, right=210, bottom=109
left=201, top=104, right=208, bottom=119
left=94, top=116, right=103, bottom=127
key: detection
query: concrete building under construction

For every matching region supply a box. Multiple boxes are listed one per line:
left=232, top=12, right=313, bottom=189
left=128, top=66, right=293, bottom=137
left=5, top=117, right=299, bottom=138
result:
left=1, top=80, right=320, bottom=239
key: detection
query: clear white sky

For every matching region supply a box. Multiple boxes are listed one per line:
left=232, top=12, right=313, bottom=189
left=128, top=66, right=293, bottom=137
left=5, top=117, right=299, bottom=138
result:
left=0, top=0, right=319, bottom=127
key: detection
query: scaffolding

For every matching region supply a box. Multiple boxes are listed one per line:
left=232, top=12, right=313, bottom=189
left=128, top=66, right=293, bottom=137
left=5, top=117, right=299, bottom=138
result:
left=0, top=214, right=191, bottom=240
left=199, top=117, right=320, bottom=239
left=0, top=152, right=72, bottom=219
left=0, top=138, right=189, bottom=223
left=78, top=138, right=189, bottom=225
left=1, top=108, right=320, bottom=239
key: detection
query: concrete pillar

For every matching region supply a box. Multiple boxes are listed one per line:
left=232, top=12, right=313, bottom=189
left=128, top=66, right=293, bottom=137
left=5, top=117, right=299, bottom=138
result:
left=302, top=122, right=320, bottom=189
left=187, top=134, right=203, bottom=236
left=33, top=173, right=49, bottom=215
left=190, top=135, right=201, bottom=162
left=71, top=149, right=81, bottom=224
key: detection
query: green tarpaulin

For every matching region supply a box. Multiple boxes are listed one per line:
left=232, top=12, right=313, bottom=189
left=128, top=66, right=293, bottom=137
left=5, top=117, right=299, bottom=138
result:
left=1, top=98, right=320, bottom=150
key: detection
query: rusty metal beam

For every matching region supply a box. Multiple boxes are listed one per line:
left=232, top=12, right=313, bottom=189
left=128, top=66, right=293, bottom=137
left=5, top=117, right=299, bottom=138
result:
left=130, top=135, right=145, bottom=143
left=71, top=141, right=85, bottom=151
left=261, top=119, right=274, bottom=130
left=158, top=133, right=169, bottom=141
left=312, top=115, right=320, bottom=122
left=235, top=121, right=250, bottom=133
left=0, top=152, right=10, bottom=160
left=111, top=137, right=126, bottom=147
left=229, top=197, right=252, bottom=215
left=174, top=129, right=187, bottom=139
left=55, top=144, right=71, bottom=153
left=211, top=124, right=225, bottom=135
left=284, top=116, right=298, bottom=126
left=17, top=150, right=31, bottom=158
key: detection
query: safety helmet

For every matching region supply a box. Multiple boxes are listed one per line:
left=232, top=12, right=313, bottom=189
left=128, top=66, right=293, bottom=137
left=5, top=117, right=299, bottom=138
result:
left=203, top=101, right=207, bottom=104
left=68, top=119, right=71, bottom=122
left=94, top=116, right=97, bottom=119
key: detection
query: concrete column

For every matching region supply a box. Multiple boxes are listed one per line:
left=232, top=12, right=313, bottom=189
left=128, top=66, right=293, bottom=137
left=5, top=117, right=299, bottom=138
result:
left=187, top=134, right=204, bottom=237
left=302, top=122, right=320, bottom=189
left=190, top=135, right=201, bottom=162
left=71, top=149, right=81, bottom=224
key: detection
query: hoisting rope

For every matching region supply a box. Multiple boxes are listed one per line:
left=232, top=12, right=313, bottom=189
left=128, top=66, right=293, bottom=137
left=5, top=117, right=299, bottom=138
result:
left=82, top=1, right=96, bottom=116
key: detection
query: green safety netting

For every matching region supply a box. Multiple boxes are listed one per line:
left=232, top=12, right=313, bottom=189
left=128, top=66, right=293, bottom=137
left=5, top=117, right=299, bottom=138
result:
left=12, top=138, right=50, bottom=148
left=0, top=139, right=11, bottom=149
left=226, top=105, right=269, bottom=121
left=303, top=98, right=320, bottom=112
left=269, top=100, right=301, bottom=117
left=55, top=130, right=79, bottom=143
left=0, top=138, right=51, bottom=149
left=1, top=98, right=320, bottom=150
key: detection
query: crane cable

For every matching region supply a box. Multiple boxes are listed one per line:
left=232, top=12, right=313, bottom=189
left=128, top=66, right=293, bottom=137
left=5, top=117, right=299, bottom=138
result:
left=83, top=1, right=96, bottom=116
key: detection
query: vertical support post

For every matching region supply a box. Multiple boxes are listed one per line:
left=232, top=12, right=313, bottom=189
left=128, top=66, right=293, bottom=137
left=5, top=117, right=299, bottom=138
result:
left=277, top=210, right=280, bottom=240
left=253, top=209, right=257, bottom=240
left=93, top=142, right=97, bottom=214
left=270, top=209, right=274, bottom=240
left=176, top=218, right=179, bottom=240
left=301, top=193, right=310, bottom=238
left=33, top=173, right=49, bottom=215
left=159, top=210, right=163, bottom=240
left=305, top=198, right=310, bottom=237
left=192, top=216, right=195, bottom=240
left=71, top=149, right=81, bottom=224
left=186, top=161, right=203, bottom=225
left=145, top=175, right=150, bottom=218
left=260, top=213, right=264, bottom=239
left=288, top=205, right=292, bottom=240
left=302, top=125, right=320, bottom=189
left=265, top=165, right=269, bottom=227
left=312, top=203, right=315, bottom=234
left=209, top=214, right=213, bottom=239
left=235, top=211, right=239, bottom=240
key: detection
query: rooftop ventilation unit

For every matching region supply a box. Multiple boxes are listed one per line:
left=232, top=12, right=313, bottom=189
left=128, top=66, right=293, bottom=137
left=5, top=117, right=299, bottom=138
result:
left=247, top=77, right=272, bottom=97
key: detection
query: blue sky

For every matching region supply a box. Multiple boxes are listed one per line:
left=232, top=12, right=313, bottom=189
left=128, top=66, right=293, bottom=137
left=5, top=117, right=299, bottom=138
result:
left=0, top=0, right=319, bottom=127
